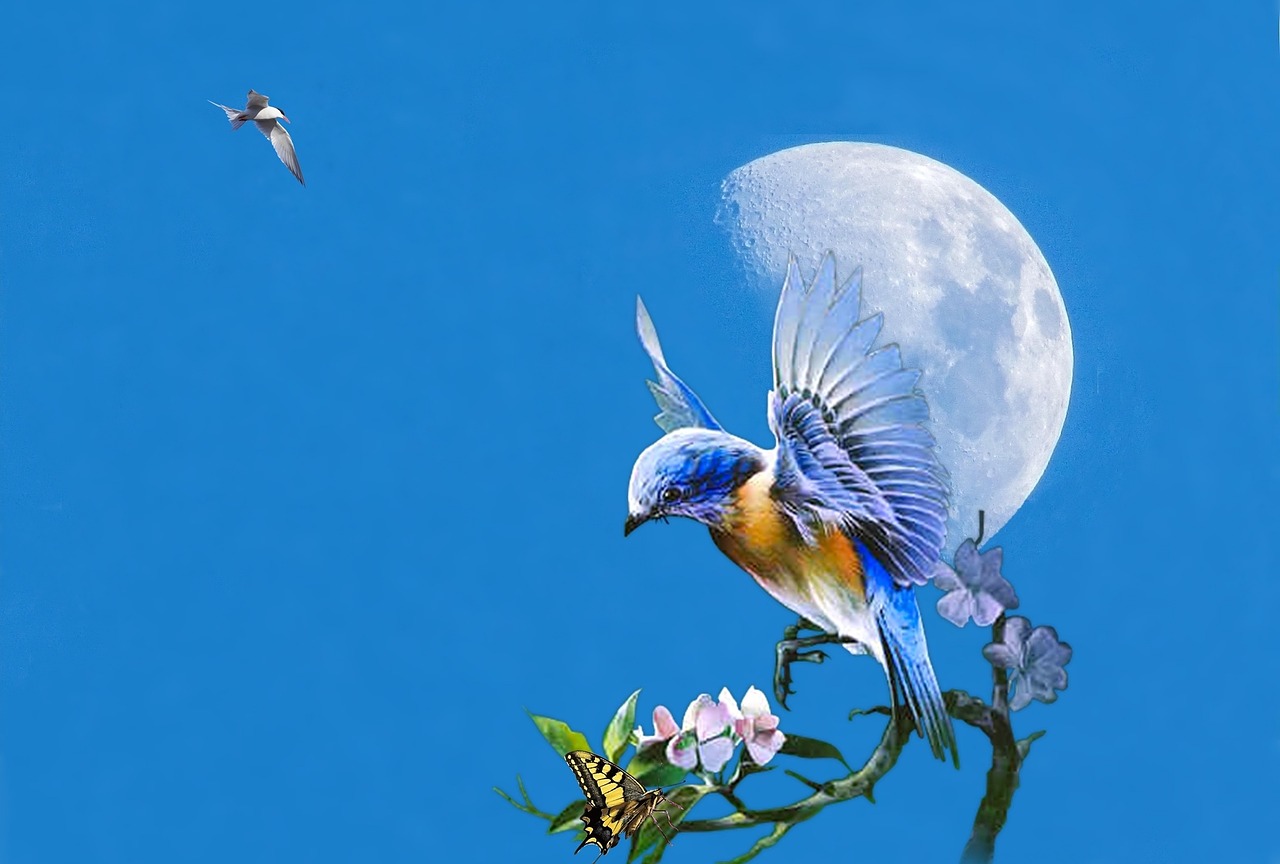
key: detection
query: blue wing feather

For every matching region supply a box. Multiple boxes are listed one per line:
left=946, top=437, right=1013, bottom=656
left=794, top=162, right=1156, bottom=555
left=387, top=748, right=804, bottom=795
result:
left=768, top=252, right=950, bottom=586
left=635, top=297, right=722, bottom=433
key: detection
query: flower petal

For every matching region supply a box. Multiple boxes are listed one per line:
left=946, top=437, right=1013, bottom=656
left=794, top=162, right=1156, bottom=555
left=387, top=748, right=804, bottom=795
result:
left=1039, top=663, right=1069, bottom=691
left=1026, top=674, right=1059, bottom=705
left=698, top=735, right=736, bottom=773
left=973, top=546, right=1004, bottom=589
left=661, top=704, right=682, bottom=737
left=651, top=705, right=679, bottom=738
left=982, top=643, right=1020, bottom=670
left=718, top=687, right=742, bottom=721
left=1002, top=616, right=1033, bottom=647
left=951, top=540, right=979, bottom=585
left=937, top=589, right=974, bottom=627
left=1007, top=674, right=1033, bottom=711
left=635, top=729, right=669, bottom=748
left=972, top=592, right=1006, bottom=628
left=932, top=561, right=963, bottom=591
left=682, top=694, right=712, bottom=731
left=746, top=729, right=786, bottom=765
left=635, top=706, right=678, bottom=747
left=696, top=699, right=732, bottom=742
left=667, top=732, right=698, bottom=769
left=1027, top=626, right=1072, bottom=665
left=740, top=686, right=771, bottom=718
left=988, top=579, right=1020, bottom=611
left=753, top=711, right=780, bottom=733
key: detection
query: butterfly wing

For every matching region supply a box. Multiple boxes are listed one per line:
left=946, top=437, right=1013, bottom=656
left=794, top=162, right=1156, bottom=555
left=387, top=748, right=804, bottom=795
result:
left=565, top=751, right=664, bottom=856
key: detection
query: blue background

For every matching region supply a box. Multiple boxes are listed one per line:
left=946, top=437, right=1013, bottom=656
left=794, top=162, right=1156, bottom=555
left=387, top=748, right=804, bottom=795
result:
left=2, top=1, right=1276, bottom=861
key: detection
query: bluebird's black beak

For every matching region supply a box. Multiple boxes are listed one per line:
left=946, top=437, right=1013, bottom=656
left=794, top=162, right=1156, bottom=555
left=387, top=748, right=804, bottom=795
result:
left=623, top=512, right=650, bottom=536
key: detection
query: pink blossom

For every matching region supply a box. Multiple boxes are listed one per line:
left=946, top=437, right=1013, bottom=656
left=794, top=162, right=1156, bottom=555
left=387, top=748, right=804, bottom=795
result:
left=682, top=694, right=736, bottom=772
left=634, top=705, right=680, bottom=749
left=633, top=704, right=697, bottom=769
left=636, top=690, right=780, bottom=773
left=722, top=685, right=785, bottom=765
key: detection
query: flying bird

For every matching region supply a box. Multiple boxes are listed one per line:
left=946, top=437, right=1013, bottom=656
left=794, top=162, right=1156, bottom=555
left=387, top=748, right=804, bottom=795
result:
left=209, top=89, right=304, bottom=185
left=625, top=252, right=958, bottom=763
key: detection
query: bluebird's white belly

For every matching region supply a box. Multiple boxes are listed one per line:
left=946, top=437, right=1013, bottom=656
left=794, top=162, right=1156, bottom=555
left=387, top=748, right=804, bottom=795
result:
left=711, top=471, right=884, bottom=664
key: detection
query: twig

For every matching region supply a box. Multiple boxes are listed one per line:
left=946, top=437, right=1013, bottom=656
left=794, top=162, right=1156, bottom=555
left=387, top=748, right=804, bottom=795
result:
left=960, top=613, right=1023, bottom=864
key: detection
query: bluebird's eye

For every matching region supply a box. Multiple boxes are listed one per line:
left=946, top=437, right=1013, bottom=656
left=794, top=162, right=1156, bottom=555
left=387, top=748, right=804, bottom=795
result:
left=661, top=486, right=682, bottom=504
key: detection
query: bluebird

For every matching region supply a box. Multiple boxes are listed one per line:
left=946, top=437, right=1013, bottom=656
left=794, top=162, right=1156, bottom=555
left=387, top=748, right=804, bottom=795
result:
left=625, top=252, right=957, bottom=763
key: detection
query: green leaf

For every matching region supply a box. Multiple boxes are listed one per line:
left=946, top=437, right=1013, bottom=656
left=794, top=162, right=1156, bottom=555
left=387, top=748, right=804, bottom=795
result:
left=779, top=733, right=852, bottom=770
left=527, top=710, right=592, bottom=757
left=493, top=785, right=524, bottom=811
left=603, top=689, right=642, bottom=763
left=625, top=743, right=689, bottom=789
left=627, top=785, right=709, bottom=864
left=1016, top=729, right=1047, bottom=761
left=548, top=799, right=586, bottom=834
left=782, top=769, right=824, bottom=792
left=494, top=775, right=555, bottom=819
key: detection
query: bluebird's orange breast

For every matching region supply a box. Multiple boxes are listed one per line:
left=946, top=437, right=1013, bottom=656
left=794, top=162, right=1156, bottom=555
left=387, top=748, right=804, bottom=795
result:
left=710, top=470, right=866, bottom=604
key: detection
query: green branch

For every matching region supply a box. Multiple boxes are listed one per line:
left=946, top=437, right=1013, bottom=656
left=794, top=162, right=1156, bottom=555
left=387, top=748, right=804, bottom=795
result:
left=676, top=613, right=1045, bottom=864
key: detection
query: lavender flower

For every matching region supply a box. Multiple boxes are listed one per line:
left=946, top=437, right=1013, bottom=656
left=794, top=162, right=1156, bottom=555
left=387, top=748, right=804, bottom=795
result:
left=935, top=540, right=1019, bottom=627
left=983, top=616, right=1073, bottom=710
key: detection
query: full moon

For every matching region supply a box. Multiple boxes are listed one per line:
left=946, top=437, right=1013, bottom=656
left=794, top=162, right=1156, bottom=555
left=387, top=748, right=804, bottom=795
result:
left=717, top=142, right=1072, bottom=551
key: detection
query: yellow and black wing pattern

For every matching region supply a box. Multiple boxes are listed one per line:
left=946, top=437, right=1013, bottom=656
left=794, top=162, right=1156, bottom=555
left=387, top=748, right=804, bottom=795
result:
left=564, top=750, right=676, bottom=858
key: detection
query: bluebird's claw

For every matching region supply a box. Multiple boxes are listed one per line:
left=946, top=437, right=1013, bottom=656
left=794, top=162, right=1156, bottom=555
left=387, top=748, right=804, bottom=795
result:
left=773, top=618, right=861, bottom=709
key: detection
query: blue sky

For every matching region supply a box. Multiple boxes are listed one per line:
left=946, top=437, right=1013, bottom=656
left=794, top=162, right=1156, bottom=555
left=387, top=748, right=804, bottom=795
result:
left=1, top=1, right=1277, bottom=862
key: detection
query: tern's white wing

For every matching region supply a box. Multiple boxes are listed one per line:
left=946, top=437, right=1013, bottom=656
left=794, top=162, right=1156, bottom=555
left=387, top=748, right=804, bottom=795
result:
left=256, top=119, right=304, bottom=186
left=246, top=90, right=270, bottom=109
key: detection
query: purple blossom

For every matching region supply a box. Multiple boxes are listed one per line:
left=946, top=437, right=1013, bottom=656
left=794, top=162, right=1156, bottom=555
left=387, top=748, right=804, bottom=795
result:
left=935, top=540, right=1019, bottom=628
left=983, top=616, right=1073, bottom=711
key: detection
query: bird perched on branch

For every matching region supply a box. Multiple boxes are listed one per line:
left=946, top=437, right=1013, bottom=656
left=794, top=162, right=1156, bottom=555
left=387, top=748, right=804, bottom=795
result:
left=209, top=89, right=305, bottom=185
left=625, top=252, right=957, bottom=764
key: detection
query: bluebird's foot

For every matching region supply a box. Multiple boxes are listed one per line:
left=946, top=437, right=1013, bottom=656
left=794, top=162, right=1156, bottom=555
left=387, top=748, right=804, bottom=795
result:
left=773, top=618, right=861, bottom=709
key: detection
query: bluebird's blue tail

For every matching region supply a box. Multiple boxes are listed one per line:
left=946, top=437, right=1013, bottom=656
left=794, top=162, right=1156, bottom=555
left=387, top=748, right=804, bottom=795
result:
left=856, top=539, right=958, bottom=766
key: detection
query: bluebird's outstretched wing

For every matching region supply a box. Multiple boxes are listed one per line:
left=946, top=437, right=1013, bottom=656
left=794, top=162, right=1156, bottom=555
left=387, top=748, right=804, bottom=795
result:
left=767, top=252, right=949, bottom=587
left=635, top=297, right=723, bottom=433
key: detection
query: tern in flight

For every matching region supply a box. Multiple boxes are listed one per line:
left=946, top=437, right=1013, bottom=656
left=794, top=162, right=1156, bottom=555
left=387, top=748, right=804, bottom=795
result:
left=209, top=89, right=304, bottom=186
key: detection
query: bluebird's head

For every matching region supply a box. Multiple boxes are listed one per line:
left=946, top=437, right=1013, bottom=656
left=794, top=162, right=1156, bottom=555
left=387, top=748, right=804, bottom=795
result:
left=625, top=428, right=766, bottom=535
